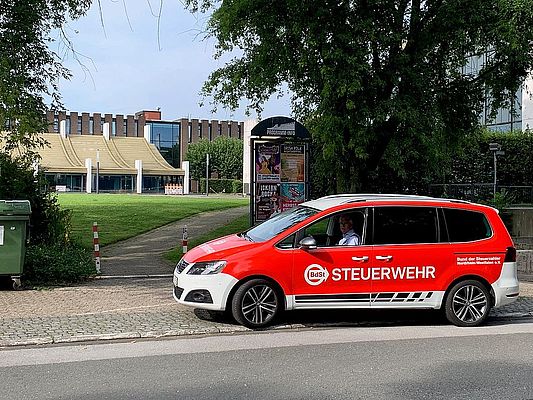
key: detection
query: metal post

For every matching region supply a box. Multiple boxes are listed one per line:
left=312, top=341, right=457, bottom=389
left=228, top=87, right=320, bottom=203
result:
left=96, top=149, right=100, bottom=194
left=206, top=153, right=209, bottom=196
left=493, top=151, right=497, bottom=200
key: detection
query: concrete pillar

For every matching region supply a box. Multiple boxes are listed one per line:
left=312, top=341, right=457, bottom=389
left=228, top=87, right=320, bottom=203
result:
left=59, top=120, right=67, bottom=138
left=81, top=113, right=90, bottom=135
left=137, top=115, right=146, bottom=137
left=230, top=121, right=239, bottom=138
left=191, top=119, right=200, bottom=143
left=135, top=160, right=143, bottom=194
left=93, top=113, right=102, bottom=135
left=127, top=115, right=135, bottom=137
left=211, top=119, right=219, bottom=140
left=115, top=114, right=124, bottom=136
left=201, top=120, right=209, bottom=140
left=143, top=124, right=151, bottom=142
left=69, top=112, right=78, bottom=134
left=85, top=158, right=93, bottom=193
left=180, top=118, right=189, bottom=165
left=103, top=122, right=110, bottom=141
left=182, top=161, right=190, bottom=194
left=221, top=121, right=230, bottom=137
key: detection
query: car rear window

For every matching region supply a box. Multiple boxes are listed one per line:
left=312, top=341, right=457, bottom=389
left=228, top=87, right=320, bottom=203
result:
left=443, top=208, right=492, bottom=242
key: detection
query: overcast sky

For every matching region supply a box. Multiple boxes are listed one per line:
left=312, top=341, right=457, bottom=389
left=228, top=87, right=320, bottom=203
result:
left=53, top=0, right=291, bottom=122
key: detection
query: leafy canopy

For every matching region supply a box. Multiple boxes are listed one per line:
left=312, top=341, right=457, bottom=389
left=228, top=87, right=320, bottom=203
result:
left=186, top=136, right=243, bottom=180
left=185, top=0, right=533, bottom=192
left=0, top=0, right=91, bottom=156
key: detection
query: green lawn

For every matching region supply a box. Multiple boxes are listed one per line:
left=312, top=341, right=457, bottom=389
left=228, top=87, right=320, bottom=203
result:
left=164, top=214, right=251, bottom=264
left=57, top=194, right=248, bottom=249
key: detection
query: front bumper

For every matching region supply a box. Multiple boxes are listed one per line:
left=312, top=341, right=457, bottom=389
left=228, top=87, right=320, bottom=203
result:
left=491, top=261, right=519, bottom=308
left=172, top=270, right=238, bottom=311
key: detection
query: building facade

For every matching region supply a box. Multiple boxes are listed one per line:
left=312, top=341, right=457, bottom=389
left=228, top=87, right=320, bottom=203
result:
left=42, top=110, right=245, bottom=193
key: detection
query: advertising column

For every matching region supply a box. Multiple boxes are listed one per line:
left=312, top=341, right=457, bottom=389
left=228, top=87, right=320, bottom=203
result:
left=279, top=144, right=306, bottom=211
left=254, top=143, right=281, bottom=222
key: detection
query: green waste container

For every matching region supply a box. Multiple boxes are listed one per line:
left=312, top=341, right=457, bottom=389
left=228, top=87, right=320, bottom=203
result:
left=0, top=200, right=31, bottom=290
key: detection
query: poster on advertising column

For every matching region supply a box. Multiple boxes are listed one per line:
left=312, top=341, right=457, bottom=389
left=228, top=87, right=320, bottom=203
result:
left=255, top=143, right=280, bottom=182
left=280, top=183, right=305, bottom=211
left=255, top=183, right=281, bottom=221
left=281, top=144, right=305, bottom=182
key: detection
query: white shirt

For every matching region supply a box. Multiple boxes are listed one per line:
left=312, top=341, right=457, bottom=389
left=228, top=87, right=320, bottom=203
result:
left=338, top=229, right=360, bottom=246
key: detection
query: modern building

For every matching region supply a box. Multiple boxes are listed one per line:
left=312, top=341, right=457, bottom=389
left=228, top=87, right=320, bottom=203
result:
left=39, top=110, right=245, bottom=193
left=463, top=54, right=533, bottom=132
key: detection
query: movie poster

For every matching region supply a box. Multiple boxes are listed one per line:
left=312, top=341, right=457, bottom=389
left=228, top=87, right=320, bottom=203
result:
left=255, top=183, right=281, bottom=221
left=281, top=144, right=305, bottom=182
left=280, top=183, right=305, bottom=211
left=255, top=143, right=281, bottom=182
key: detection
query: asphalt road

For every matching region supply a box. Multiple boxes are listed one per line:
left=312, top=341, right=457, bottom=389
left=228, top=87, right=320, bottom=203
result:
left=2, top=322, right=533, bottom=400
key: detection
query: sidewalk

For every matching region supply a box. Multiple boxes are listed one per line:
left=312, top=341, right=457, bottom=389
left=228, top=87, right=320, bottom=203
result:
left=1, top=205, right=532, bottom=347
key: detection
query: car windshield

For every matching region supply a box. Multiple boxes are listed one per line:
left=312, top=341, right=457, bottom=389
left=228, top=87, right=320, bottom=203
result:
left=243, top=206, right=319, bottom=242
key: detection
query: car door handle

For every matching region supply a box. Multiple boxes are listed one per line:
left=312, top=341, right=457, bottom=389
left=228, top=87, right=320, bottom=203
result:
left=376, top=255, right=393, bottom=262
left=351, top=256, right=369, bottom=262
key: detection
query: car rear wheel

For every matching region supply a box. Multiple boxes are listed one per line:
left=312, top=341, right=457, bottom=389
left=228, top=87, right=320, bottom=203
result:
left=445, top=280, right=491, bottom=327
left=232, top=279, right=281, bottom=328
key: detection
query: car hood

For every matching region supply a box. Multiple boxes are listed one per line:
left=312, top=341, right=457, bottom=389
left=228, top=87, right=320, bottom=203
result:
left=184, top=234, right=260, bottom=263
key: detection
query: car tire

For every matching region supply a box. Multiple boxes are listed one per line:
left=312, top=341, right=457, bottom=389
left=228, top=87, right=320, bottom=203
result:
left=232, top=279, right=281, bottom=328
left=445, top=279, right=491, bottom=327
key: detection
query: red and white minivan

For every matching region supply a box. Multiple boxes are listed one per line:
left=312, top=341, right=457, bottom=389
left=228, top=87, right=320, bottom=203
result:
left=173, top=194, right=519, bottom=328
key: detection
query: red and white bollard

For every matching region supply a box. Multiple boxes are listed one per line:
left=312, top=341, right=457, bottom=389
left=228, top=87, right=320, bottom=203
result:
left=182, top=225, right=188, bottom=254
left=93, top=222, right=101, bottom=274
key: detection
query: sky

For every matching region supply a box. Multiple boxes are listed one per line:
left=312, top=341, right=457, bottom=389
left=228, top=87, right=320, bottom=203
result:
left=53, top=0, right=291, bottom=122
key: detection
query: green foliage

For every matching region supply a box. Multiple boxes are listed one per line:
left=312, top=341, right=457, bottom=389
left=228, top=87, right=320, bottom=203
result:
left=0, top=0, right=91, bottom=153
left=24, top=242, right=95, bottom=284
left=199, top=178, right=243, bottom=194
left=186, top=137, right=243, bottom=180
left=185, top=0, right=533, bottom=193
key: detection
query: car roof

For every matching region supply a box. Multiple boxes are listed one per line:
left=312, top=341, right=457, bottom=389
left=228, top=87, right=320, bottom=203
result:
left=301, top=193, right=477, bottom=211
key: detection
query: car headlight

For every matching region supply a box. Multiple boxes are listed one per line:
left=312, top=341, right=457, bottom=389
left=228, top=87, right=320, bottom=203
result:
left=187, top=260, right=227, bottom=275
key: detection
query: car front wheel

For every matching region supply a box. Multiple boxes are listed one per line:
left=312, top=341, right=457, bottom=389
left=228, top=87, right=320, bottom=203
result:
left=445, top=280, right=491, bottom=327
left=232, top=279, right=281, bottom=328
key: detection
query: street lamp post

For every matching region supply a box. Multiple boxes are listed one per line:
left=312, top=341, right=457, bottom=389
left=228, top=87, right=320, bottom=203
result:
left=96, top=149, right=100, bottom=194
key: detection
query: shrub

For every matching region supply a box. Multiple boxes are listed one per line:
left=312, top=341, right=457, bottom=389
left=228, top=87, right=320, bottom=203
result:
left=24, top=242, right=95, bottom=284
left=199, top=178, right=243, bottom=193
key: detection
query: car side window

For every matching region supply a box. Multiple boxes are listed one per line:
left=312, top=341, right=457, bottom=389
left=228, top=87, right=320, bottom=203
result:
left=277, top=233, right=296, bottom=249
left=302, top=217, right=331, bottom=247
left=373, top=206, right=438, bottom=245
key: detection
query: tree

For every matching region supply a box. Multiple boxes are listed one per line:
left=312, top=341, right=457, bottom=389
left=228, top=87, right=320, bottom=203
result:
left=0, top=0, right=91, bottom=156
left=185, top=0, right=533, bottom=193
left=186, top=136, right=243, bottom=180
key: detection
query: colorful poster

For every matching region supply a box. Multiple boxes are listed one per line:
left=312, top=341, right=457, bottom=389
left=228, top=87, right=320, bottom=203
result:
left=281, top=144, right=305, bottom=182
left=255, top=183, right=281, bottom=221
left=280, top=183, right=305, bottom=211
left=255, top=143, right=281, bottom=182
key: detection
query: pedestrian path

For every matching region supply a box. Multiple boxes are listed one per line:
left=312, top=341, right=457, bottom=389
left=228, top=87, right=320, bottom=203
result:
left=100, top=205, right=249, bottom=276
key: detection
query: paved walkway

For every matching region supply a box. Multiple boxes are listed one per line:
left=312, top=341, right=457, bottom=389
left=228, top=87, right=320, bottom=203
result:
left=0, top=205, right=532, bottom=347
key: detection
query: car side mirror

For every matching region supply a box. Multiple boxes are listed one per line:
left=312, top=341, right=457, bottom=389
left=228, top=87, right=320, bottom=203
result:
left=299, top=236, right=317, bottom=250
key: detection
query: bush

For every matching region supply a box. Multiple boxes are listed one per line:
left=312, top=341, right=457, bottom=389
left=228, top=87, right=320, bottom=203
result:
left=24, top=242, right=96, bottom=284
left=0, top=152, right=95, bottom=284
left=199, top=178, right=243, bottom=193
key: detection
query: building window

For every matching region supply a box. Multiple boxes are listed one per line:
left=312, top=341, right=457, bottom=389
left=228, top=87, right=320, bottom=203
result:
left=100, top=119, right=104, bottom=133
left=198, top=124, right=202, bottom=139
left=112, top=120, right=116, bottom=136
left=188, top=123, right=192, bottom=143
left=123, top=120, right=127, bottom=135
left=208, top=124, right=212, bottom=141
left=66, top=117, right=71, bottom=134
left=228, top=123, right=232, bottom=137
left=53, top=116, right=59, bottom=132
left=77, top=116, right=82, bottom=133
left=135, top=120, right=138, bottom=137
left=238, top=124, right=242, bottom=139
left=89, top=118, right=94, bottom=134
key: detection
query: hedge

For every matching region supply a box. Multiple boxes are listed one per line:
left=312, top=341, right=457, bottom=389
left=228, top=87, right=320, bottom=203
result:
left=199, top=178, right=243, bottom=194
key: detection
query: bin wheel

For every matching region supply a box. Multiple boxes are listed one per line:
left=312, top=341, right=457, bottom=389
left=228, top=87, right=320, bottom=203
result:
left=11, top=278, right=22, bottom=291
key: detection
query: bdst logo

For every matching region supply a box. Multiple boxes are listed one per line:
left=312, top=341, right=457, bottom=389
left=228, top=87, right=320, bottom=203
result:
left=304, top=264, right=329, bottom=286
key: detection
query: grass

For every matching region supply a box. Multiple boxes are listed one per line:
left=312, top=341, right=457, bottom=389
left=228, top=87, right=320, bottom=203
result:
left=57, top=194, right=248, bottom=249
left=164, top=214, right=251, bottom=264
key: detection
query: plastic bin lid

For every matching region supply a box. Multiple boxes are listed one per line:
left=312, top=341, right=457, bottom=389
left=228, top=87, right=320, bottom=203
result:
left=0, top=200, right=32, bottom=215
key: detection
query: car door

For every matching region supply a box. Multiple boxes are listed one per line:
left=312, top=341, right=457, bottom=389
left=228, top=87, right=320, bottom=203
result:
left=369, top=206, right=452, bottom=309
left=291, top=208, right=373, bottom=309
